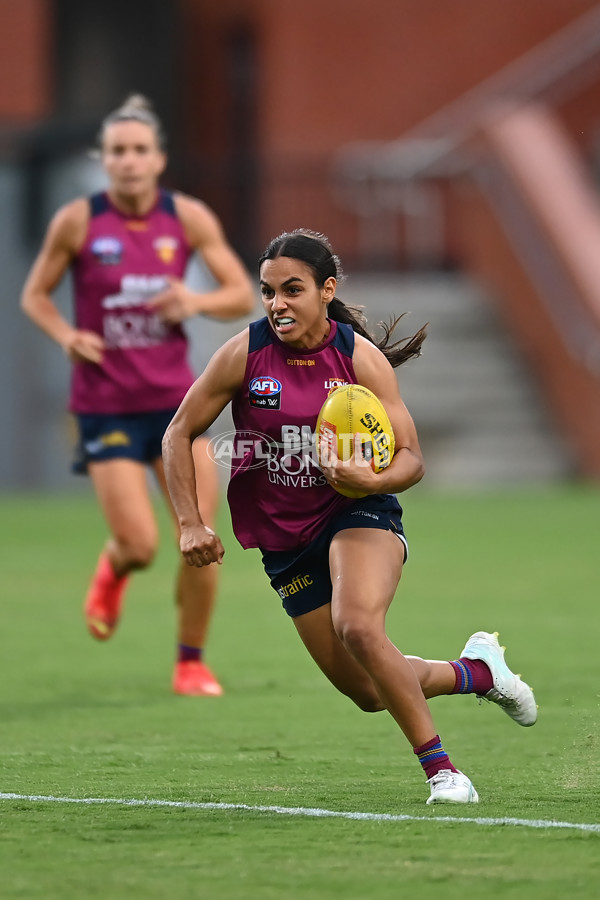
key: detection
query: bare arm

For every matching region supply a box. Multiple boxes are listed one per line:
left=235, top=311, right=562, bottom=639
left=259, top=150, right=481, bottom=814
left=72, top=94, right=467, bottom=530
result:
left=148, top=193, right=256, bottom=323
left=162, top=330, right=249, bottom=567
left=20, top=199, right=105, bottom=364
left=320, top=335, right=425, bottom=496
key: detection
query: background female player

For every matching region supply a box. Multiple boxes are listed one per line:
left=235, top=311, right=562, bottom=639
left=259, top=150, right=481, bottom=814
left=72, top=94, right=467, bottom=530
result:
left=20, top=95, right=255, bottom=696
left=161, top=228, right=537, bottom=803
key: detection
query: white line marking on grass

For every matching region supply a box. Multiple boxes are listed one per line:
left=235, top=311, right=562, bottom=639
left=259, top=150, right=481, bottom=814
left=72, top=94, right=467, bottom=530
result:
left=1, top=792, right=599, bottom=833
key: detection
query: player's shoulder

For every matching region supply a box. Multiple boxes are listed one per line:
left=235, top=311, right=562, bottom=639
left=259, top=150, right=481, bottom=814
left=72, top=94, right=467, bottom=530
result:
left=51, top=196, right=89, bottom=227
left=353, top=331, right=387, bottom=362
left=45, top=197, right=90, bottom=250
left=353, top=331, right=396, bottom=382
left=172, top=191, right=223, bottom=243
left=172, top=191, right=219, bottom=225
left=205, top=327, right=250, bottom=385
left=222, top=327, right=251, bottom=358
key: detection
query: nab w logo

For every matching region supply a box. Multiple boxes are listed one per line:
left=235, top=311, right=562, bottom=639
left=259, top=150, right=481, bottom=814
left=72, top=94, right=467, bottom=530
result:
left=249, top=375, right=282, bottom=409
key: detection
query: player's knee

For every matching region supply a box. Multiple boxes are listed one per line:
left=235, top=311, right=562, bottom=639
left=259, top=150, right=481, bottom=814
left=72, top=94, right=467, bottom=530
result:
left=118, top=535, right=157, bottom=570
left=349, top=690, right=385, bottom=713
left=333, top=615, right=381, bottom=662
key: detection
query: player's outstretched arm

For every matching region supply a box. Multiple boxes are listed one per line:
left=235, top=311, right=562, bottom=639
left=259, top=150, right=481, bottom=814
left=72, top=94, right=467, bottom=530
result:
left=162, top=330, right=248, bottom=566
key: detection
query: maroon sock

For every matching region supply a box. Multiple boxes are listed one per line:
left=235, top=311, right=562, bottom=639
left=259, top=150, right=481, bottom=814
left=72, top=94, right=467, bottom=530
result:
left=450, top=658, right=493, bottom=695
left=414, top=735, right=458, bottom=780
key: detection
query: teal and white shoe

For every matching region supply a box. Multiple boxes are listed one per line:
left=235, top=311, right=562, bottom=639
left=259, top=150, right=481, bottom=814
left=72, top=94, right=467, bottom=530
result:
left=426, top=770, right=479, bottom=804
left=460, top=631, right=537, bottom=727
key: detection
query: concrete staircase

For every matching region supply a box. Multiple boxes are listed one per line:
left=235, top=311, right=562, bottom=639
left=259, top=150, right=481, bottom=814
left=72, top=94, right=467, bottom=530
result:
left=339, top=272, right=575, bottom=487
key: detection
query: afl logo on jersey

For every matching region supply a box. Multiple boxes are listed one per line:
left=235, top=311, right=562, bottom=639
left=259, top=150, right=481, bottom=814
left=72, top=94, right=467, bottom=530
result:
left=91, top=236, right=123, bottom=265
left=249, top=376, right=282, bottom=410
left=153, top=236, right=178, bottom=264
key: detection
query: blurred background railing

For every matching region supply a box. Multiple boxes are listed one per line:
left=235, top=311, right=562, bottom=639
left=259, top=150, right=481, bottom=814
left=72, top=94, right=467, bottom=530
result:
left=329, top=4, right=600, bottom=476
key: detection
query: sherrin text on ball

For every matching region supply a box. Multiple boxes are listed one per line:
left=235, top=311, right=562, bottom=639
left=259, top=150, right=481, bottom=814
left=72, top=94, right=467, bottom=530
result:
left=315, top=383, right=395, bottom=497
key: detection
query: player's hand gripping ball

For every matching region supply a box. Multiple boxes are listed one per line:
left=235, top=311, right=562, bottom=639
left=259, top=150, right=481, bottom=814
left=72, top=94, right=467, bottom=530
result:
left=315, top=384, right=395, bottom=498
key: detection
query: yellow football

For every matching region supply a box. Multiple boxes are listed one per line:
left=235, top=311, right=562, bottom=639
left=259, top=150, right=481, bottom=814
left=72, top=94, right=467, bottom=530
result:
left=315, top=383, right=395, bottom=498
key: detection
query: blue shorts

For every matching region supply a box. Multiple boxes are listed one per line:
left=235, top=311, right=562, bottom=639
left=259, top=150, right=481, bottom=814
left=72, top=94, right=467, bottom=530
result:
left=261, top=494, right=408, bottom=618
left=72, top=409, right=178, bottom=474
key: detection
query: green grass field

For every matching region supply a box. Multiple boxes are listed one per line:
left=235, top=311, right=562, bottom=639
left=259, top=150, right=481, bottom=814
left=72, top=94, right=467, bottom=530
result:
left=1, top=484, right=598, bottom=899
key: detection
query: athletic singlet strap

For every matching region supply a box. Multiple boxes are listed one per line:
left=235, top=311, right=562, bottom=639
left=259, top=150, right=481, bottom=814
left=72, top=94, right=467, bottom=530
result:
left=248, top=318, right=272, bottom=353
left=331, top=321, right=355, bottom=357
left=159, top=190, right=177, bottom=216
left=88, top=191, right=176, bottom=218
left=89, top=193, right=109, bottom=217
left=247, top=318, right=356, bottom=356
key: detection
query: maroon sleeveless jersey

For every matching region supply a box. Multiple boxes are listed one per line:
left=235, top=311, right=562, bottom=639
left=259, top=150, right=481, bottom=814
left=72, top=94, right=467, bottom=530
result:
left=69, top=190, right=195, bottom=413
left=228, top=317, right=359, bottom=551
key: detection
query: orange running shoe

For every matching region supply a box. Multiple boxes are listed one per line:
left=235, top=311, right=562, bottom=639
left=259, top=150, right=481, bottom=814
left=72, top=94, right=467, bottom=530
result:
left=84, top=552, right=129, bottom=640
left=172, top=661, right=224, bottom=696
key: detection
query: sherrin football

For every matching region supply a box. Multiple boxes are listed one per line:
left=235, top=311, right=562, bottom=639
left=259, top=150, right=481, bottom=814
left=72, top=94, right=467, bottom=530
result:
left=315, top=384, right=395, bottom=498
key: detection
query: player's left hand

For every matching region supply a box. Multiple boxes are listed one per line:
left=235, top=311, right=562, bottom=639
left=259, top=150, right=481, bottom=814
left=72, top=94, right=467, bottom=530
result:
left=319, top=432, right=377, bottom=494
left=148, top=277, right=201, bottom=323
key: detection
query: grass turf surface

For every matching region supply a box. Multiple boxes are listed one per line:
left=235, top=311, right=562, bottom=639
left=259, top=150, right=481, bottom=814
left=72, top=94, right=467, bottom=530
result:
left=1, top=484, right=598, bottom=898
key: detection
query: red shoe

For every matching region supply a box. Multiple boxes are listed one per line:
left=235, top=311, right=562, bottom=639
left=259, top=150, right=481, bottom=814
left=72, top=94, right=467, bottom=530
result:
left=84, top=552, right=129, bottom=641
left=172, top=661, right=224, bottom=696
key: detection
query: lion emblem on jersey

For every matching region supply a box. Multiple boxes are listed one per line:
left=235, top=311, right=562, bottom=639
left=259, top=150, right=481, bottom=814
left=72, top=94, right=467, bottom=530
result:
left=153, top=236, right=178, bottom=264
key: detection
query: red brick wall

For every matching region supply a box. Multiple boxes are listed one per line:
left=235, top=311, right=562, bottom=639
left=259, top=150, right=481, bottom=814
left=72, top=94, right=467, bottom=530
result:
left=0, top=0, right=52, bottom=120
left=182, top=0, right=598, bottom=154
left=178, top=0, right=600, bottom=259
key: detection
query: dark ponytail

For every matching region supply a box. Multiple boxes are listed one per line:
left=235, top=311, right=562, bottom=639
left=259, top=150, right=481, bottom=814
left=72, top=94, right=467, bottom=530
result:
left=260, top=228, right=427, bottom=368
left=328, top=299, right=426, bottom=368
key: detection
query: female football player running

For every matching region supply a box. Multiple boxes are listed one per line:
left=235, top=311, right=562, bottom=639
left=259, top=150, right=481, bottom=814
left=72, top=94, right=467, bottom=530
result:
left=21, top=94, right=255, bottom=696
left=162, top=228, right=537, bottom=804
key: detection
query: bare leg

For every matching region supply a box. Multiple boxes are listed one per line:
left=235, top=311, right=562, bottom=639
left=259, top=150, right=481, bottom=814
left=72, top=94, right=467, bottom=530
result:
left=83, top=459, right=159, bottom=638
left=295, top=527, right=440, bottom=748
left=89, top=459, right=159, bottom=574
left=293, top=603, right=384, bottom=712
left=405, top=657, right=457, bottom=699
left=293, top=616, right=459, bottom=706
left=328, top=528, right=439, bottom=747
left=293, top=527, right=482, bottom=802
left=155, top=436, right=220, bottom=648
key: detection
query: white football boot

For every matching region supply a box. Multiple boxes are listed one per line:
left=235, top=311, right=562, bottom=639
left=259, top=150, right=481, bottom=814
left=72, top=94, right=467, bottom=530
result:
left=460, top=631, right=537, bottom=727
left=426, top=770, right=479, bottom=805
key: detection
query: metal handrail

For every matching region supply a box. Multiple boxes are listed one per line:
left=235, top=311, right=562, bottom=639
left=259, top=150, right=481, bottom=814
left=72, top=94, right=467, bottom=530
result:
left=476, top=152, right=600, bottom=377
left=336, top=5, right=600, bottom=184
